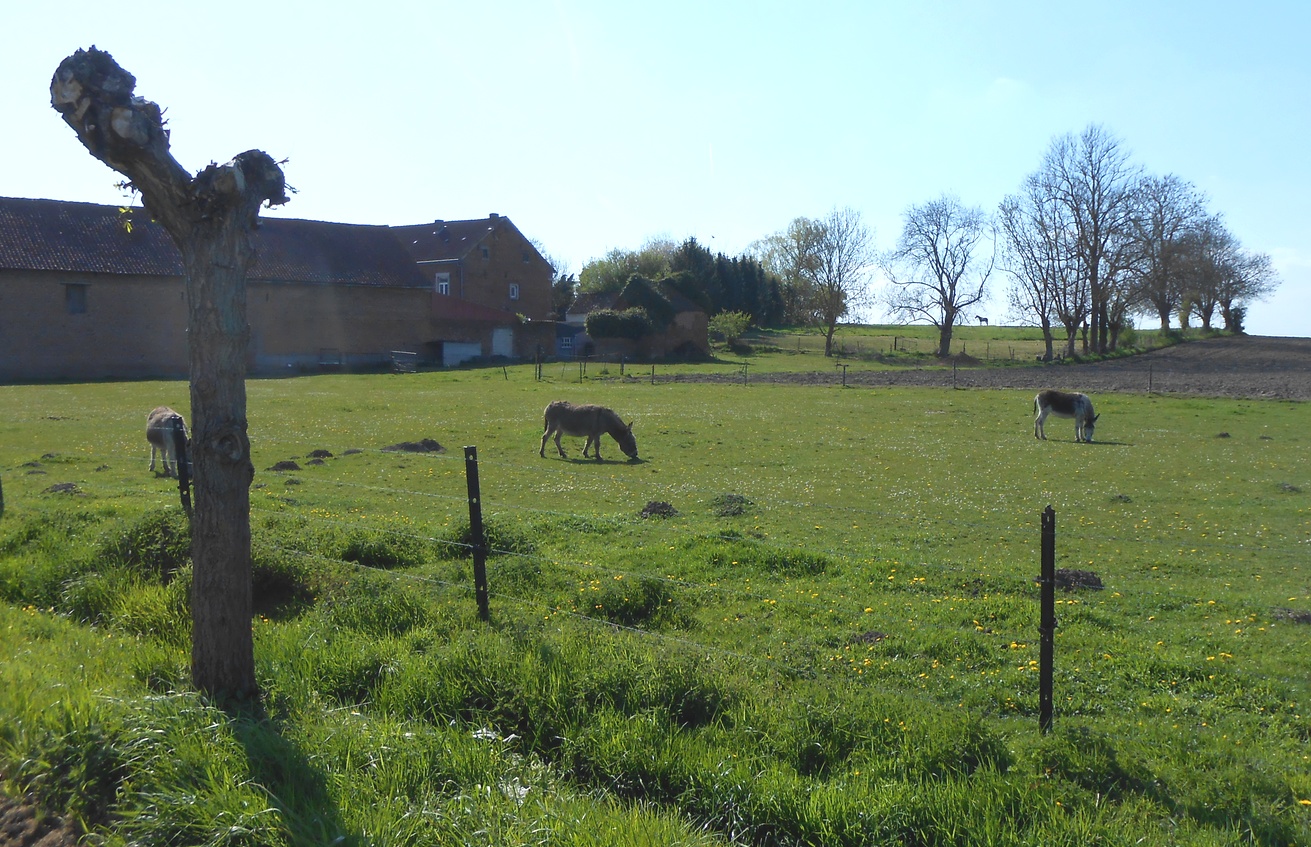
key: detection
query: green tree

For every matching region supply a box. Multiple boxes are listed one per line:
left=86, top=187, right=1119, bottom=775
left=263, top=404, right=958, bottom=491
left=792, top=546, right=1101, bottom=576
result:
left=708, top=310, right=752, bottom=346
left=579, top=239, right=675, bottom=293
left=749, top=217, right=826, bottom=326
left=551, top=272, right=577, bottom=320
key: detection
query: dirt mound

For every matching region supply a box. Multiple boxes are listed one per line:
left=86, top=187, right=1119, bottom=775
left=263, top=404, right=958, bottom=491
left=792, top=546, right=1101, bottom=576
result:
left=381, top=439, right=445, bottom=453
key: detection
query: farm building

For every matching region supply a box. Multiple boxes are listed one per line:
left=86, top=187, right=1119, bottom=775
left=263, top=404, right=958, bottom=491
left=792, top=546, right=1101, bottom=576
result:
left=563, top=281, right=710, bottom=360
left=0, top=197, right=555, bottom=381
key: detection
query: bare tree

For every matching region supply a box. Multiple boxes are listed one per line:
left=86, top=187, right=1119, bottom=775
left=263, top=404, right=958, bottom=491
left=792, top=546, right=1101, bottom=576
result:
left=1036, top=125, right=1140, bottom=353
left=1219, top=249, right=1279, bottom=333
left=882, top=194, right=994, bottom=358
left=1175, top=217, right=1280, bottom=333
left=1178, top=215, right=1238, bottom=330
left=998, top=180, right=1071, bottom=360
left=811, top=208, right=876, bottom=357
left=1129, top=174, right=1208, bottom=331
left=52, top=48, right=288, bottom=702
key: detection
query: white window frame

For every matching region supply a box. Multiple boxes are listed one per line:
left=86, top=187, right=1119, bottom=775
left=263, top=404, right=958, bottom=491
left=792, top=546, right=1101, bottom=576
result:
left=508, top=283, right=520, bottom=301
left=435, top=272, right=450, bottom=295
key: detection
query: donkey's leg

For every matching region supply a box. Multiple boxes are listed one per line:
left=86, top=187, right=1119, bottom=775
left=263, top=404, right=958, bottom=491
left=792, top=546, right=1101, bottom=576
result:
left=540, top=426, right=552, bottom=457
left=1034, top=409, right=1048, bottom=440
left=554, top=430, right=568, bottom=458
left=164, top=441, right=177, bottom=477
left=149, top=443, right=158, bottom=472
left=591, top=436, right=603, bottom=461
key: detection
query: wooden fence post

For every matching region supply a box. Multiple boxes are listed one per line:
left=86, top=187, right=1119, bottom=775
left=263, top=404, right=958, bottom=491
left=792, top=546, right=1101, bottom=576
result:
left=1039, top=505, right=1057, bottom=734
left=464, top=446, right=490, bottom=622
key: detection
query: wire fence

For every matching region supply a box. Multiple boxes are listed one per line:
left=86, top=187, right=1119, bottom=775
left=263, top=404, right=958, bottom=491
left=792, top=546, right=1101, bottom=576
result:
left=227, top=444, right=1307, bottom=729
left=3, top=428, right=1304, bottom=729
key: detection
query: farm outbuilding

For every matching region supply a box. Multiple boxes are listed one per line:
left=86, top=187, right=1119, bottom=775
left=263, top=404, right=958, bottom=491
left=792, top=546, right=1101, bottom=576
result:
left=0, top=197, right=554, bottom=381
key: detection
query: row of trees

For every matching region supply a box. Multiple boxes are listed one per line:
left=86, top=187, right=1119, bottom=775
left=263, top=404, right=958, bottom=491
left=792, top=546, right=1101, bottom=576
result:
left=996, top=124, right=1278, bottom=360
left=560, top=124, right=1278, bottom=360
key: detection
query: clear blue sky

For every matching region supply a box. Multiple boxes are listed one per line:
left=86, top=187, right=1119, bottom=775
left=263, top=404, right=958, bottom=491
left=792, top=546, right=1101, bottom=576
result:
left=5, top=1, right=1307, bottom=336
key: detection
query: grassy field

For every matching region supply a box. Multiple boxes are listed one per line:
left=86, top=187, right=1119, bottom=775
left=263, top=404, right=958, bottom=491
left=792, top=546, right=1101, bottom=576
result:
left=0, top=354, right=1308, bottom=845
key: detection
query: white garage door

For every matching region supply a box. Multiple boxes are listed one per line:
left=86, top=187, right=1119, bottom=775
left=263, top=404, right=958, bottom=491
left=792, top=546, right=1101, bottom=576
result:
left=491, top=327, right=513, bottom=358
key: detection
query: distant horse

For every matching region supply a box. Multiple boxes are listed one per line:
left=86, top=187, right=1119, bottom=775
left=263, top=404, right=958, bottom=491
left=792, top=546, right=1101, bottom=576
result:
left=540, top=401, right=638, bottom=461
left=146, top=406, right=190, bottom=477
left=1033, top=390, right=1098, bottom=443
left=975, top=315, right=988, bottom=326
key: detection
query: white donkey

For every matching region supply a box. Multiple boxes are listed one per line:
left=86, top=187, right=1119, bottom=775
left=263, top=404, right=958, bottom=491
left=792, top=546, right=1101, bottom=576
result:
left=146, top=406, right=189, bottom=477
left=1034, top=390, right=1099, bottom=443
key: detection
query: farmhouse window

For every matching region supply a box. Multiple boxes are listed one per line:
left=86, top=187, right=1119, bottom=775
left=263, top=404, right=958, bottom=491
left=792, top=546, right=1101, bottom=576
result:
left=509, top=283, right=520, bottom=301
left=435, top=272, right=451, bottom=295
left=480, top=245, right=490, bottom=259
left=560, top=336, right=573, bottom=350
left=64, top=284, right=88, bottom=314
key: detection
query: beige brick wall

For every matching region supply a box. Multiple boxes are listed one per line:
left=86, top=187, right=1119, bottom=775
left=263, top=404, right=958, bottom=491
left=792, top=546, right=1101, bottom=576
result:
left=0, top=270, right=189, bottom=380
left=0, top=270, right=549, bottom=381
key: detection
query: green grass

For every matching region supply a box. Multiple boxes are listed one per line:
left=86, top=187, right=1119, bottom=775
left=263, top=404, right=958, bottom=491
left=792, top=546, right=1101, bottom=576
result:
left=0, top=343, right=1308, bottom=845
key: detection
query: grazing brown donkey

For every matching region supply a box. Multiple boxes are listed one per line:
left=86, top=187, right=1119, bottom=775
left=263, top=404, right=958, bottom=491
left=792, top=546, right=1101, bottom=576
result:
left=146, top=406, right=189, bottom=477
left=540, top=401, right=638, bottom=461
left=1033, top=390, right=1099, bottom=443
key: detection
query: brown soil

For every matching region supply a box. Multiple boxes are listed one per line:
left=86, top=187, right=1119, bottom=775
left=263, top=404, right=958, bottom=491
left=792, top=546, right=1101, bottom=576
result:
left=0, top=796, right=80, bottom=847
left=687, top=335, right=1311, bottom=400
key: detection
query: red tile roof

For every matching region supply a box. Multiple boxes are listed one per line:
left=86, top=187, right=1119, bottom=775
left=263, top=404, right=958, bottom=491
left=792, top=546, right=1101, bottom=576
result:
left=393, top=214, right=549, bottom=268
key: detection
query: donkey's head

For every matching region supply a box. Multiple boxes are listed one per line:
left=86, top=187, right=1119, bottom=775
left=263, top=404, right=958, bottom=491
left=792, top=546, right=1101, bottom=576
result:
left=616, top=420, right=639, bottom=460
left=1084, top=412, right=1100, bottom=442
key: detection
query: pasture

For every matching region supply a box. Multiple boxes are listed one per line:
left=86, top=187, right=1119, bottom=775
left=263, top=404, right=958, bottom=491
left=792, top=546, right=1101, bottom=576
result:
left=0, top=363, right=1308, bottom=846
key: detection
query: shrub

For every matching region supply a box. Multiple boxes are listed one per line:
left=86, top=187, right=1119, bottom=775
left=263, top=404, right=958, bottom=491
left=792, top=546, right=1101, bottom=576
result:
left=98, top=509, right=191, bottom=581
left=318, top=574, right=431, bottom=637
left=588, top=575, right=689, bottom=629
left=339, top=530, right=425, bottom=570
left=436, top=518, right=535, bottom=560
left=251, top=543, right=317, bottom=615
left=708, top=311, right=752, bottom=346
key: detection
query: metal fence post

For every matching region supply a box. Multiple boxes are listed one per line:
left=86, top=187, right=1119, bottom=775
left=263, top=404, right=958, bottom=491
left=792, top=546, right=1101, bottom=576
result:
left=1039, top=505, right=1057, bottom=733
left=173, top=426, right=192, bottom=521
left=464, top=446, right=490, bottom=622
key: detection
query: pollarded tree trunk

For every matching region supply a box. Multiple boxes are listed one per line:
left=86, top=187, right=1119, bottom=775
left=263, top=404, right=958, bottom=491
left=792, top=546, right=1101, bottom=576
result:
left=51, top=47, right=287, bottom=702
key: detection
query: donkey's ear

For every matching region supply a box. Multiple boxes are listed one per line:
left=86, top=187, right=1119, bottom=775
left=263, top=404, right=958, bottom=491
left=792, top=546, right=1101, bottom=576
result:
left=1093, top=413, right=1100, bottom=422
left=627, top=420, right=635, bottom=431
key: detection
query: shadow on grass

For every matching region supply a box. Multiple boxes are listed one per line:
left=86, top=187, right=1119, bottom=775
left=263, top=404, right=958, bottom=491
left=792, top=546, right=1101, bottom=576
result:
left=224, top=698, right=360, bottom=847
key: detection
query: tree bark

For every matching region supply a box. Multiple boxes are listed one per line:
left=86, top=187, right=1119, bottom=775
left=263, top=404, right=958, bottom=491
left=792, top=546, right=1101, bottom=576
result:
left=52, top=47, right=287, bottom=702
